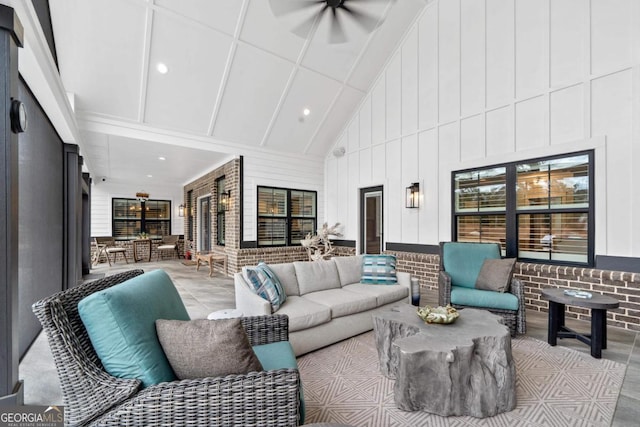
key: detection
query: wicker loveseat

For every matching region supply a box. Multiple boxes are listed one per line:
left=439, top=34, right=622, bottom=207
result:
left=438, top=242, right=526, bottom=336
left=32, top=270, right=300, bottom=427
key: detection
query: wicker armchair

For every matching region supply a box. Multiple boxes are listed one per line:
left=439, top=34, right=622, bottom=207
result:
left=32, top=270, right=300, bottom=427
left=438, top=242, right=526, bottom=337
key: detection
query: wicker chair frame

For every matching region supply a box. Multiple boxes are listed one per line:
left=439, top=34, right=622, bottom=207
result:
left=437, top=242, right=526, bottom=337
left=32, top=270, right=300, bottom=427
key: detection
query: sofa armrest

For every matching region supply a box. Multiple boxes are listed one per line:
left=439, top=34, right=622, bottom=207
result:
left=509, top=278, right=527, bottom=335
left=96, top=369, right=300, bottom=427
left=396, top=272, right=412, bottom=303
left=234, top=272, right=271, bottom=316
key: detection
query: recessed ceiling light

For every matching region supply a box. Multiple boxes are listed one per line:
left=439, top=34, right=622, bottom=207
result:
left=158, top=156, right=166, bottom=161
left=303, top=108, right=311, bottom=116
left=156, top=63, right=169, bottom=74
left=147, top=174, right=153, bottom=178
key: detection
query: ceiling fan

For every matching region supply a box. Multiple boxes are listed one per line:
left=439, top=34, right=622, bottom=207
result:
left=269, top=0, right=394, bottom=44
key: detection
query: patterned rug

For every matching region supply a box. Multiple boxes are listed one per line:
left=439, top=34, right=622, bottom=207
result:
left=298, top=332, right=625, bottom=426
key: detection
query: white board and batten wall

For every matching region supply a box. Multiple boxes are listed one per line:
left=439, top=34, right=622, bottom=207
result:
left=325, top=0, right=640, bottom=258
left=90, top=181, right=185, bottom=237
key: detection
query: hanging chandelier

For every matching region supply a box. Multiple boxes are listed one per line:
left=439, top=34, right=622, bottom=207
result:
left=136, top=191, right=149, bottom=202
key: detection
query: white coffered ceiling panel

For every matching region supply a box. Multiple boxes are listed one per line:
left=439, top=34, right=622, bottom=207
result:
left=348, top=0, right=427, bottom=91
left=266, top=68, right=343, bottom=150
left=240, top=0, right=307, bottom=63
left=308, top=85, right=365, bottom=157
left=46, top=0, right=428, bottom=184
left=81, top=131, right=230, bottom=185
left=154, top=0, right=243, bottom=36
left=212, top=43, right=294, bottom=146
left=50, top=0, right=147, bottom=120
left=144, top=11, right=233, bottom=133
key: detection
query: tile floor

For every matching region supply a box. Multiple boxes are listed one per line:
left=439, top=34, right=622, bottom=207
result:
left=19, top=259, right=640, bottom=426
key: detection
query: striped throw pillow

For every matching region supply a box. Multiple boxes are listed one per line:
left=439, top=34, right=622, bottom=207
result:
left=242, top=262, right=287, bottom=312
left=361, top=255, right=398, bottom=285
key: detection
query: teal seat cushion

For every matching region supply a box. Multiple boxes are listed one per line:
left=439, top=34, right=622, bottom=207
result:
left=78, top=269, right=190, bottom=387
left=450, top=286, right=519, bottom=311
left=253, top=341, right=305, bottom=425
left=442, top=242, right=501, bottom=288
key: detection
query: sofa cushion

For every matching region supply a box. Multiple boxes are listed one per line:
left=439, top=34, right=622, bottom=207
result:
left=450, top=285, right=519, bottom=311
left=342, top=283, right=409, bottom=306
left=77, top=269, right=190, bottom=387
left=242, top=262, right=287, bottom=312
left=266, top=263, right=300, bottom=296
left=156, top=318, right=263, bottom=379
left=252, top=341, right=305, bottom=425
left=293, top=260, right=341, bottom=295
left=275, top=296, right=331, bottom=332
left=302, top=289, right=377, bottom=318
left=475, top=258, right=516, bottom=293
left=442, top=242, right=501, bottom=288
left=361, top=254, right=397, bottom=284
left=334, top=255, right=363, bottom=286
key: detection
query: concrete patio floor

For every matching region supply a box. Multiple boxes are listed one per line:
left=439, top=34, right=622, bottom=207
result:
left=19, top=258, right=640, bottom=426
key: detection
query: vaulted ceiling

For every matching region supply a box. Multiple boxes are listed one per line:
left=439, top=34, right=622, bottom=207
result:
left=47, top=0, right=427, bottom=185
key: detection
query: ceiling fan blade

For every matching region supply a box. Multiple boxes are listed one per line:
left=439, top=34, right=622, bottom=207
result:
left=346, top=0, right=394, bottom=3
left=340, top=4, right=381, bottom=33
left=269, top=0, right=324, bottom=18
left=290, top=4, right=329, bottom=38
left=329, top=8, right=347, bottom=44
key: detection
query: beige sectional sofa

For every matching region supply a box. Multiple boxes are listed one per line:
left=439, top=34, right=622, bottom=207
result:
left=234, top=255, right=411, bottom=356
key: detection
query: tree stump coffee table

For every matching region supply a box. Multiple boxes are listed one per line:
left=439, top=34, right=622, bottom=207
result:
left=373, top=304, right=516, bottom=418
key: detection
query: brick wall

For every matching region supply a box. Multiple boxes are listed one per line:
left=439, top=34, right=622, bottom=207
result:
left=183, top=158, right=240, bottom=260
left=386, top=250, right=640, bottom=332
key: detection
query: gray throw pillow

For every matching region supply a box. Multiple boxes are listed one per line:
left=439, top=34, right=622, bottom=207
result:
left=156, top=318, right=263, bottom=379
left=475, top=258, right=516, bottom=293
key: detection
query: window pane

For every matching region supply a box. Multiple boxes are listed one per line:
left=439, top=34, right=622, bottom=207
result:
left=290, top=219, right=315, bottom=244
left=217, top=178, right=226, bottom=212
left=114, top=221, right=141, bottom=240
left=455, top=168, right=506, bottom=212
left=217, top=212, right=225, bottom=245
left=455, top=171, right=479, bottom=212
left=258, top=218, right=286, bottom=246
left=145, top=201, right=170, bottom=219
left=145, top=221, right=170, bottom=238
left=517, top=154, right=589, bottom=210
left=258, top=188, right=287, bottom=217
left=456, top=215, right=506, bottom=252
left=478, top=169, right=507, bottom=211
left=291, top=191, right=315, bottom=217
left=518, top=213, right=588, bottom=263
left=114, top=199, right=141, bottom=219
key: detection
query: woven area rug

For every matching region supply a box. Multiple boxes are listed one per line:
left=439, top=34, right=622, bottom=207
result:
left=298, top=332, right=624, bottom=426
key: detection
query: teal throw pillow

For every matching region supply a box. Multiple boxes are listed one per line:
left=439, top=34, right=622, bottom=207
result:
left=242, top=262, right=287, bottom=312
left=78, top=269, right=190, bottom=387
left=361, top=254, right=398, bottom=285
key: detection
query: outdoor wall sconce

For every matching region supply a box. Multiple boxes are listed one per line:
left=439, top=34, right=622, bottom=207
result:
left=406, top=182, right=420, bottom=208
left=178, top=204, right=185, bottom=217
left=220, top=190, right=231, bottom=211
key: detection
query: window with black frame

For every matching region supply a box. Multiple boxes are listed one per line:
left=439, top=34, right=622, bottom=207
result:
left=112, top=198, right=171, bottom=240
left=216, top=177, right=226, bottom=246
left=453, top=152, right=593, bottom=265
left=257, top=186, right=316, bottom=247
